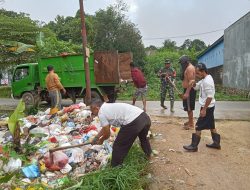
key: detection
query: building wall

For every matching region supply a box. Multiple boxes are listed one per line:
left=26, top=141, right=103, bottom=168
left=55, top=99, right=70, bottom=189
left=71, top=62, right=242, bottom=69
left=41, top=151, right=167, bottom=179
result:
left=198, top=41, right=224, bottom=69
left=208, top=65, right=223, bottom=84
left=223, top=12, right=250, bottom=90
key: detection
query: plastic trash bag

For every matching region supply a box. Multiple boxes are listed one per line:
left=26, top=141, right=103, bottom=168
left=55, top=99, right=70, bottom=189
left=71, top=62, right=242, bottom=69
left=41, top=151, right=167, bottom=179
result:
left=44, top=151, right=69, bottom=171
left=22, top=164, right=40, bottom=178
left=3, top=158, right=22, bottom=173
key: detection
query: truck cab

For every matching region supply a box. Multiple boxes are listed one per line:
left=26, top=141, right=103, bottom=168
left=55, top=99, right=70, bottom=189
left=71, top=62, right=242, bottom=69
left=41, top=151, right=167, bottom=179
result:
left=12, top=63, right=40, bottom=106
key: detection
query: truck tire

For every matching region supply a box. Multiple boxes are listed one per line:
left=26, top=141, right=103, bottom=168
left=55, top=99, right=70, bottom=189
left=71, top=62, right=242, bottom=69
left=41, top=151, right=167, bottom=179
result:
left=22, top=92, right=35, bottom=107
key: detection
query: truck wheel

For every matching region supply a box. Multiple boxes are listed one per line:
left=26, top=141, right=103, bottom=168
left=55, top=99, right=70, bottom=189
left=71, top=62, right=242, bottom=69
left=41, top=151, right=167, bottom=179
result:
left=22, top=92, right=35, bottom=107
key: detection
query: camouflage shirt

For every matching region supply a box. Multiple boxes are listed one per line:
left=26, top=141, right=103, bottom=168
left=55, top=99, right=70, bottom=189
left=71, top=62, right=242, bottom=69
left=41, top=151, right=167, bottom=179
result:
left=158, top=67, right=176, bottom=83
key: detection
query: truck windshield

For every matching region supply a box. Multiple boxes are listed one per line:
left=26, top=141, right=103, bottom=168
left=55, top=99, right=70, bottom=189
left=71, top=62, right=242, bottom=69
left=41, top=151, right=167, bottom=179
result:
left=13, top=67, right=29, bottom=81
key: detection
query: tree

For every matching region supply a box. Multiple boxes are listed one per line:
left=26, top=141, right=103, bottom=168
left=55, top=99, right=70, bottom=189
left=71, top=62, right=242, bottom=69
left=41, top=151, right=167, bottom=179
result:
left=0, top=9, right=40, bottom=67
left=190, top=39, right=207, bottom=52
left=180, top=39, right=207, bottom=52
left=146, top=45, right=158, bottom=50
left=162, top=39, right=177, bottom=50
left=45, top=13, right=95, bottom=46
left=93, top=3, right=145, bottom=65
left=180, top=39, right=192, bottom=50
left=0, top=9, right=39, bottom=44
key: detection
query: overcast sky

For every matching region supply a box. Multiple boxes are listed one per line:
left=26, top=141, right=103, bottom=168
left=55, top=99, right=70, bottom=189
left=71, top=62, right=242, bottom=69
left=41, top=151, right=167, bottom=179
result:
left=1, top=0, right=250, bottom=47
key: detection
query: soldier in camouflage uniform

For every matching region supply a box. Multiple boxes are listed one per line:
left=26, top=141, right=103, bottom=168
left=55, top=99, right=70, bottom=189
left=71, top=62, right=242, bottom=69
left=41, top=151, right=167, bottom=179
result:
left=158, top=59, right=176, bottom=112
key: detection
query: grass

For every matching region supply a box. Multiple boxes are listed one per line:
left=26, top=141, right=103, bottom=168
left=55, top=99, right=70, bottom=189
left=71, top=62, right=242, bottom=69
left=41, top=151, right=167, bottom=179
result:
left=0, top=82, right=248, bottom=101
left=117, top=81, right=250, bottom=101
left=0, top=86, right=11, bottom=98
left=58, top=145, right=149, bottom=190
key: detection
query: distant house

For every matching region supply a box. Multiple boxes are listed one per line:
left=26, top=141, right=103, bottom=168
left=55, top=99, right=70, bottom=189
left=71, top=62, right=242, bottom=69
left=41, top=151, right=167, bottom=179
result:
left=197, top=36, right=224, bottom=84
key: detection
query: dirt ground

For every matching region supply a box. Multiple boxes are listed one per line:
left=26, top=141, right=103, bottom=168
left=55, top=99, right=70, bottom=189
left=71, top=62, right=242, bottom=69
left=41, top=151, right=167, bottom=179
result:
left=148, top=116, right=250, bottom=190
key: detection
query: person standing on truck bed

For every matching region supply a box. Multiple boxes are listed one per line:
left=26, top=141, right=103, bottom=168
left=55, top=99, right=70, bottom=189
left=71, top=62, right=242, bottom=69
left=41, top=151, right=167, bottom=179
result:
left=130, top=63, right=148, bottom=112
left=45, top=65, right=66, bottom=114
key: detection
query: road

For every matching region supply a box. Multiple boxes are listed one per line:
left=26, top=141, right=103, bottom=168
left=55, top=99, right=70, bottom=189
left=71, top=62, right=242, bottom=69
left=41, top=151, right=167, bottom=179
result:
left=0, top=98, right=249, bottom=121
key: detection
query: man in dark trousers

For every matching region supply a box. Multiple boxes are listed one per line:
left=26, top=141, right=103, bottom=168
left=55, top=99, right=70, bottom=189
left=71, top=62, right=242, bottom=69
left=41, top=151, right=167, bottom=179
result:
left=130, top=63, right=147, bottom=112
left=158, top=59, right=176, bottom=112
left=183, top=63, right=221, bottom=152
left=45, top=65, right=66, bottom=114
left=90, top=100, right=152, bottom=167
left=179, top=55, right=196, bottom=130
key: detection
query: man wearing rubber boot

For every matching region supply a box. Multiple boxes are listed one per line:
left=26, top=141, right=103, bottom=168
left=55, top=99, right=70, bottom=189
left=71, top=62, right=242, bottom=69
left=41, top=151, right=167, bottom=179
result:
left=158, top=59, right=176, bottom=112
left=183, top=63, right=221, bottom=152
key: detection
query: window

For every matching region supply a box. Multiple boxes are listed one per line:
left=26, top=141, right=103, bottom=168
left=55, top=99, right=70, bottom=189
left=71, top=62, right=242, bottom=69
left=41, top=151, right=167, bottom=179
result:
left=14, top=67, right=29, bottom=81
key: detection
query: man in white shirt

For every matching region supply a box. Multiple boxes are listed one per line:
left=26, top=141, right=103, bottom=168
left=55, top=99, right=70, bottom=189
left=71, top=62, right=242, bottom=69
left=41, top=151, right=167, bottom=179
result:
left=183, top=63, right=221, bottom=152
left=90, top=100, right=152, bottom=167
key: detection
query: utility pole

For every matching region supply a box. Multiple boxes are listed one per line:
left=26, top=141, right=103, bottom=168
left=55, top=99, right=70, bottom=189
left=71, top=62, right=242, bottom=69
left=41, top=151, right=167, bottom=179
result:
left=79, top=0, right=91, bottom=105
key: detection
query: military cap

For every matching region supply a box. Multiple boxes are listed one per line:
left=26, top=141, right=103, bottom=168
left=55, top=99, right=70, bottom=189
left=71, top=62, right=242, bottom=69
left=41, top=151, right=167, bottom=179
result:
left=165, top=59, right=171, bottom=64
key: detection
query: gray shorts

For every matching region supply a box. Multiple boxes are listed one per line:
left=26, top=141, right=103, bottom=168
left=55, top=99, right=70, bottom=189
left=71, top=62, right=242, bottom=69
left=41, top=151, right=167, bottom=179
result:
left=134, top=85, right=148, bottom=98
left=49, top=90, right=62, bottom=109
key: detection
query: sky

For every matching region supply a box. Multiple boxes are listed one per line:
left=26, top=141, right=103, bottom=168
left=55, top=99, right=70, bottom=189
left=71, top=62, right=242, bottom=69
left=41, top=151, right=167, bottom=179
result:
left=1, top=0, right=250, bottom=47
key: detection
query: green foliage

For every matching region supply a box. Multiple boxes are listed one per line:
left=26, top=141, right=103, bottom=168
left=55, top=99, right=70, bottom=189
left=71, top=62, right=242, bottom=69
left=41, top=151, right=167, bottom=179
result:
left=0, top=173, right=15, bottom=184
left=162, top=39, right=177, bottom=50
left=36, top=37, right=82, bottom=57
left=0, top=86, right=11, bottom=98
left=0, top=9, right=39, bottom=67
left=180, top=39, right=207, bottom=52
left=93, top=5, right=145, bottom=66
left=0, top=9, right=39, bottom=44
left=8, top=100, right=25, bottom=135
left=45, top=13, right=95, bottom=46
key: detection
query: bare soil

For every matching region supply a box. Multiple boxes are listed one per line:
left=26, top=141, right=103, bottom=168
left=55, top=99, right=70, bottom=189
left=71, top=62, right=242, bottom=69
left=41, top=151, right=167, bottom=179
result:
left=148, top=116, right=250, bottom=190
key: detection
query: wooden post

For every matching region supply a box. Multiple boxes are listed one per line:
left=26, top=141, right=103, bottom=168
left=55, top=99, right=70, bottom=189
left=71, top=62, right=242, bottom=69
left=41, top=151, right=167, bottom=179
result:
left=79, top=0, right=91, bottom=105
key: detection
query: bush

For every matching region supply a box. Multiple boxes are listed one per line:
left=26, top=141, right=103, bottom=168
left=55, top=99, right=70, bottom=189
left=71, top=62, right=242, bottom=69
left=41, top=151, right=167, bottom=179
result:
left=0, top=86, right=11, bottom=98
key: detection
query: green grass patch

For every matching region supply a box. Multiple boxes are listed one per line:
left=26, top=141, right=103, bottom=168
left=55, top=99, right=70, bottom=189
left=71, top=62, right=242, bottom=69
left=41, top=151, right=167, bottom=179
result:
left=57, top=145, right=149, bottom=190
left=117, top=80, right=249, bottom=101
left=0, top=86, right=11, bottom=98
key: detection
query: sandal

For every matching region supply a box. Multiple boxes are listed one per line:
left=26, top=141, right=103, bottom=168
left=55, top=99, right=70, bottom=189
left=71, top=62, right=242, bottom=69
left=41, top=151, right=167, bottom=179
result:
left=183, top=125, right=194, bottom=130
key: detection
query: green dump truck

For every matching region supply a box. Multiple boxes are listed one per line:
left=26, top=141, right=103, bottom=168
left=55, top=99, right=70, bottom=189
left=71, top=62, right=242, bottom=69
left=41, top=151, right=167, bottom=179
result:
left=11, top=51, right=132, bottom=106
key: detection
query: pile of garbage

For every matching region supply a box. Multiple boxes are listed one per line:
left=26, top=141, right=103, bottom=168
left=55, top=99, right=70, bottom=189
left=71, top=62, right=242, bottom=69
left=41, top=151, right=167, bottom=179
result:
left=0, top=102, right=118, bottom=189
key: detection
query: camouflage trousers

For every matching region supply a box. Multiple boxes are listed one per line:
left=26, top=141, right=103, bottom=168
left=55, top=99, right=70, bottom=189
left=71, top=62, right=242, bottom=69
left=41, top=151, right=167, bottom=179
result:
left=160, top=82, right=174, bottom=103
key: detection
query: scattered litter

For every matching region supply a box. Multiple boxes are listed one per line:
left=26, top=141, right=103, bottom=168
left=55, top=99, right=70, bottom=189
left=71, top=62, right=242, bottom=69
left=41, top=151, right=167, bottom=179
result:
left=0, top=102, right=119, bottom=189
left=3, top=158, right=22, bottom=173
left=169, top=148, right=176, bottom=152
left=176, top=179, right=185, bottom=185
left=152, top=149, right=159, bottom=155
left=184, top=168, right=192, bottom=176
left=22, top=165, right=40, bottom=178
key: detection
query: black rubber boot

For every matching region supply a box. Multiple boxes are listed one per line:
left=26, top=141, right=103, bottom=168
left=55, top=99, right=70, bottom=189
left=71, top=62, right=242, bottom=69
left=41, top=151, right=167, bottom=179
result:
left=183, top=133, right=201, bottom=152
left=206, top=132, right=221, bottom=149
left=170, top=101, right=174, bottom=112
left=160, top=98, right=167, bottom=109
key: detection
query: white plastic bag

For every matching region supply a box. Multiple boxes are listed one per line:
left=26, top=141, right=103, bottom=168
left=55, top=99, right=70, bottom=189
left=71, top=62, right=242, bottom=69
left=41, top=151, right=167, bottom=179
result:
left=3, top=158, right=22, bottom=173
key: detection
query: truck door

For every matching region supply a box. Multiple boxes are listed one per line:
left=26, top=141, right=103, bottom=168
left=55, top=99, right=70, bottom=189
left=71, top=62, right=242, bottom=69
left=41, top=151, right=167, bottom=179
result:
left=118, top=52, right=133, bottom=81
left=94, top=51, right=120, bottom=84
left=12, top=66, right=32, bottom=97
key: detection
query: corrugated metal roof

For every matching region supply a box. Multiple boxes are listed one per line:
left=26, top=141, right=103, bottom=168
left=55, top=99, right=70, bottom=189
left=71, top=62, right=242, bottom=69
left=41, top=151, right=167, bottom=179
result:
left=197, top=36, right=224, bottom=59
